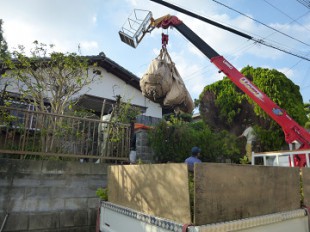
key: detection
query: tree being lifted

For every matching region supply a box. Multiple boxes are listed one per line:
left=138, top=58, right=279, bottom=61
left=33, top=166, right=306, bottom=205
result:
left=1, top=41, right=102, bottom=115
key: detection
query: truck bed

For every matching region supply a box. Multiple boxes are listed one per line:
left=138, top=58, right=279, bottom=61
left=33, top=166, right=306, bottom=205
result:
left=99, top=201, right=309, bottom=232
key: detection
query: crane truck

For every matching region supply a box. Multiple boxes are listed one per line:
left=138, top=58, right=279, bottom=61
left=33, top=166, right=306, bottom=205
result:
left=118, top=1, right=310, bottom=167
left=97, top=2, right=310, bottom=232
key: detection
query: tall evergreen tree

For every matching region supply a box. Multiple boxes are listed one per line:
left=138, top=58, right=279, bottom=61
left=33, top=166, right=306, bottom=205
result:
left=0, top=19, right=9, bottom=59
left=0, top=19, right=9, bottom=105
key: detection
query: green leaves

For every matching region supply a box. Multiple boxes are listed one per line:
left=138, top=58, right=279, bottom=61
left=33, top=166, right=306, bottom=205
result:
left=2, top=40, right=102, bottom=114
left=148, top=118, right=242, bottom=163
left=96, top=187, right=108, bottom=201
left=199, top=65, right=308, bottom=152
left=0, top=19, right=9, bottom=60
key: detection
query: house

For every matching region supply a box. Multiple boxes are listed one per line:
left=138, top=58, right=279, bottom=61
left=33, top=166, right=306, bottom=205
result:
left=76, top=52, right=164, bottom=121
left=0, top=52, right=165, bottom=163
left=79, top=52, right=165, bottom=162
left=1, top=52, right=166, bottom=122
left=73, top=52, right=165, bottom=163
left=192, top=112, right=202, bottom=122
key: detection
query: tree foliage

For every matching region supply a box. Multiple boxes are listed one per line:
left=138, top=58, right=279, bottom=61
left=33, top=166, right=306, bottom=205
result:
left=0, top=19, right=9, bottom=59
left=148, top=116, right=241, bottom=163
left=199, top=66, right=308, bottom=151
left=241, top=66, right=307, bottom=125
left=0, top=41, right=105, bottom=157
left=0, top=19, right=10, bottom=96
left=305, top=103, right=310, bottom=129
left=1, top=41, right=102, bottom=114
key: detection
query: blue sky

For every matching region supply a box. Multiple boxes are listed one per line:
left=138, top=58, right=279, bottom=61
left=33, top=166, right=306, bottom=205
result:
left=1, top=0, right=310, bottom=106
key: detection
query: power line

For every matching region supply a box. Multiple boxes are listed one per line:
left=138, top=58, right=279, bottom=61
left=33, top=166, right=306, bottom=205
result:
left=263, top=0, right=310, bottom=33
left=211, top=0, right=310, bottom=47
left=261, top=0, right=310, bottom=88
left=260, top=8, right=310, bottom=64
left=150, top=0, right=310, bottom=62
left=300, top=66, right=310, bottom=89
left=297, top=0, right=310, bottom=9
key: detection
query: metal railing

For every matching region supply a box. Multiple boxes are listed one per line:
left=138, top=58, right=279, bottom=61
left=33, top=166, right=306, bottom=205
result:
left=0, top=106, right=131, bottom=162
left=252, top=149, right=310, bottom=167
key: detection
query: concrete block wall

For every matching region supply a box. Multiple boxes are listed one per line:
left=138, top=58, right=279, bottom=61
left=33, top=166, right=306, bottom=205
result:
left=0, top=159, right=108, bottom=231
left=136, top=115, right=161, bottom=126
left=135, top=115, right=161, bottom=164
left=135, top=128, right=154, bottom=163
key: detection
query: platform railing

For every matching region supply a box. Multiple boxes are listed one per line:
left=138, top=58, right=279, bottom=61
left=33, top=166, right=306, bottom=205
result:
left=252, top=149, right=310, bottom=167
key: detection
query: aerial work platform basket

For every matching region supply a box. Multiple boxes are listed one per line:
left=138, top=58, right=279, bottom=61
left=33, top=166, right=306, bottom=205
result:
left=119, top=9, right=152, bottom=48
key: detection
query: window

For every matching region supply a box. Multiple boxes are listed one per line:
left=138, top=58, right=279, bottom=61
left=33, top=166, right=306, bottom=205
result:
left=5, top=100, right=37, bottom=130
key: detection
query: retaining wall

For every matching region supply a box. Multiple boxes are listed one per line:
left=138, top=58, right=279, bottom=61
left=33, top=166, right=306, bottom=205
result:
left=0, top=159, right=108, bottom=231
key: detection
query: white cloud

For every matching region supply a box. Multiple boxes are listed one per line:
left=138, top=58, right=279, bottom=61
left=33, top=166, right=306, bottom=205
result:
left=1, top=0, right=102, bottom=54
left=92, top=15, right=97, bottom=24
left=4, top=20, right=39, bottom=50
left=80, top=41, right=99, bottom=52
left=278, top=67, right=294, bottom=79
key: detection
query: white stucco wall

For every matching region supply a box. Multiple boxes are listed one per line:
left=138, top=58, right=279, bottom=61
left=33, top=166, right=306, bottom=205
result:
left=80, top=68, right=163, bottom=118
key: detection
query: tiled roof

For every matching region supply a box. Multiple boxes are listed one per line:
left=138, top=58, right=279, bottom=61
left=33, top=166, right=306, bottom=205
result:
left=87, top=52, right=141, bottom=91
left=0, top=52, right=142, bottom=91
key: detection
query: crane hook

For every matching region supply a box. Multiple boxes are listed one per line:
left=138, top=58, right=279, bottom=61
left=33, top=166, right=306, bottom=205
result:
left=162, top=33, right=169, bottom=48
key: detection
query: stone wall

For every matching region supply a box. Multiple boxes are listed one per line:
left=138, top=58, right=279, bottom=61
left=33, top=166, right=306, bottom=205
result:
left=0, top=159, right=108, bottom=232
